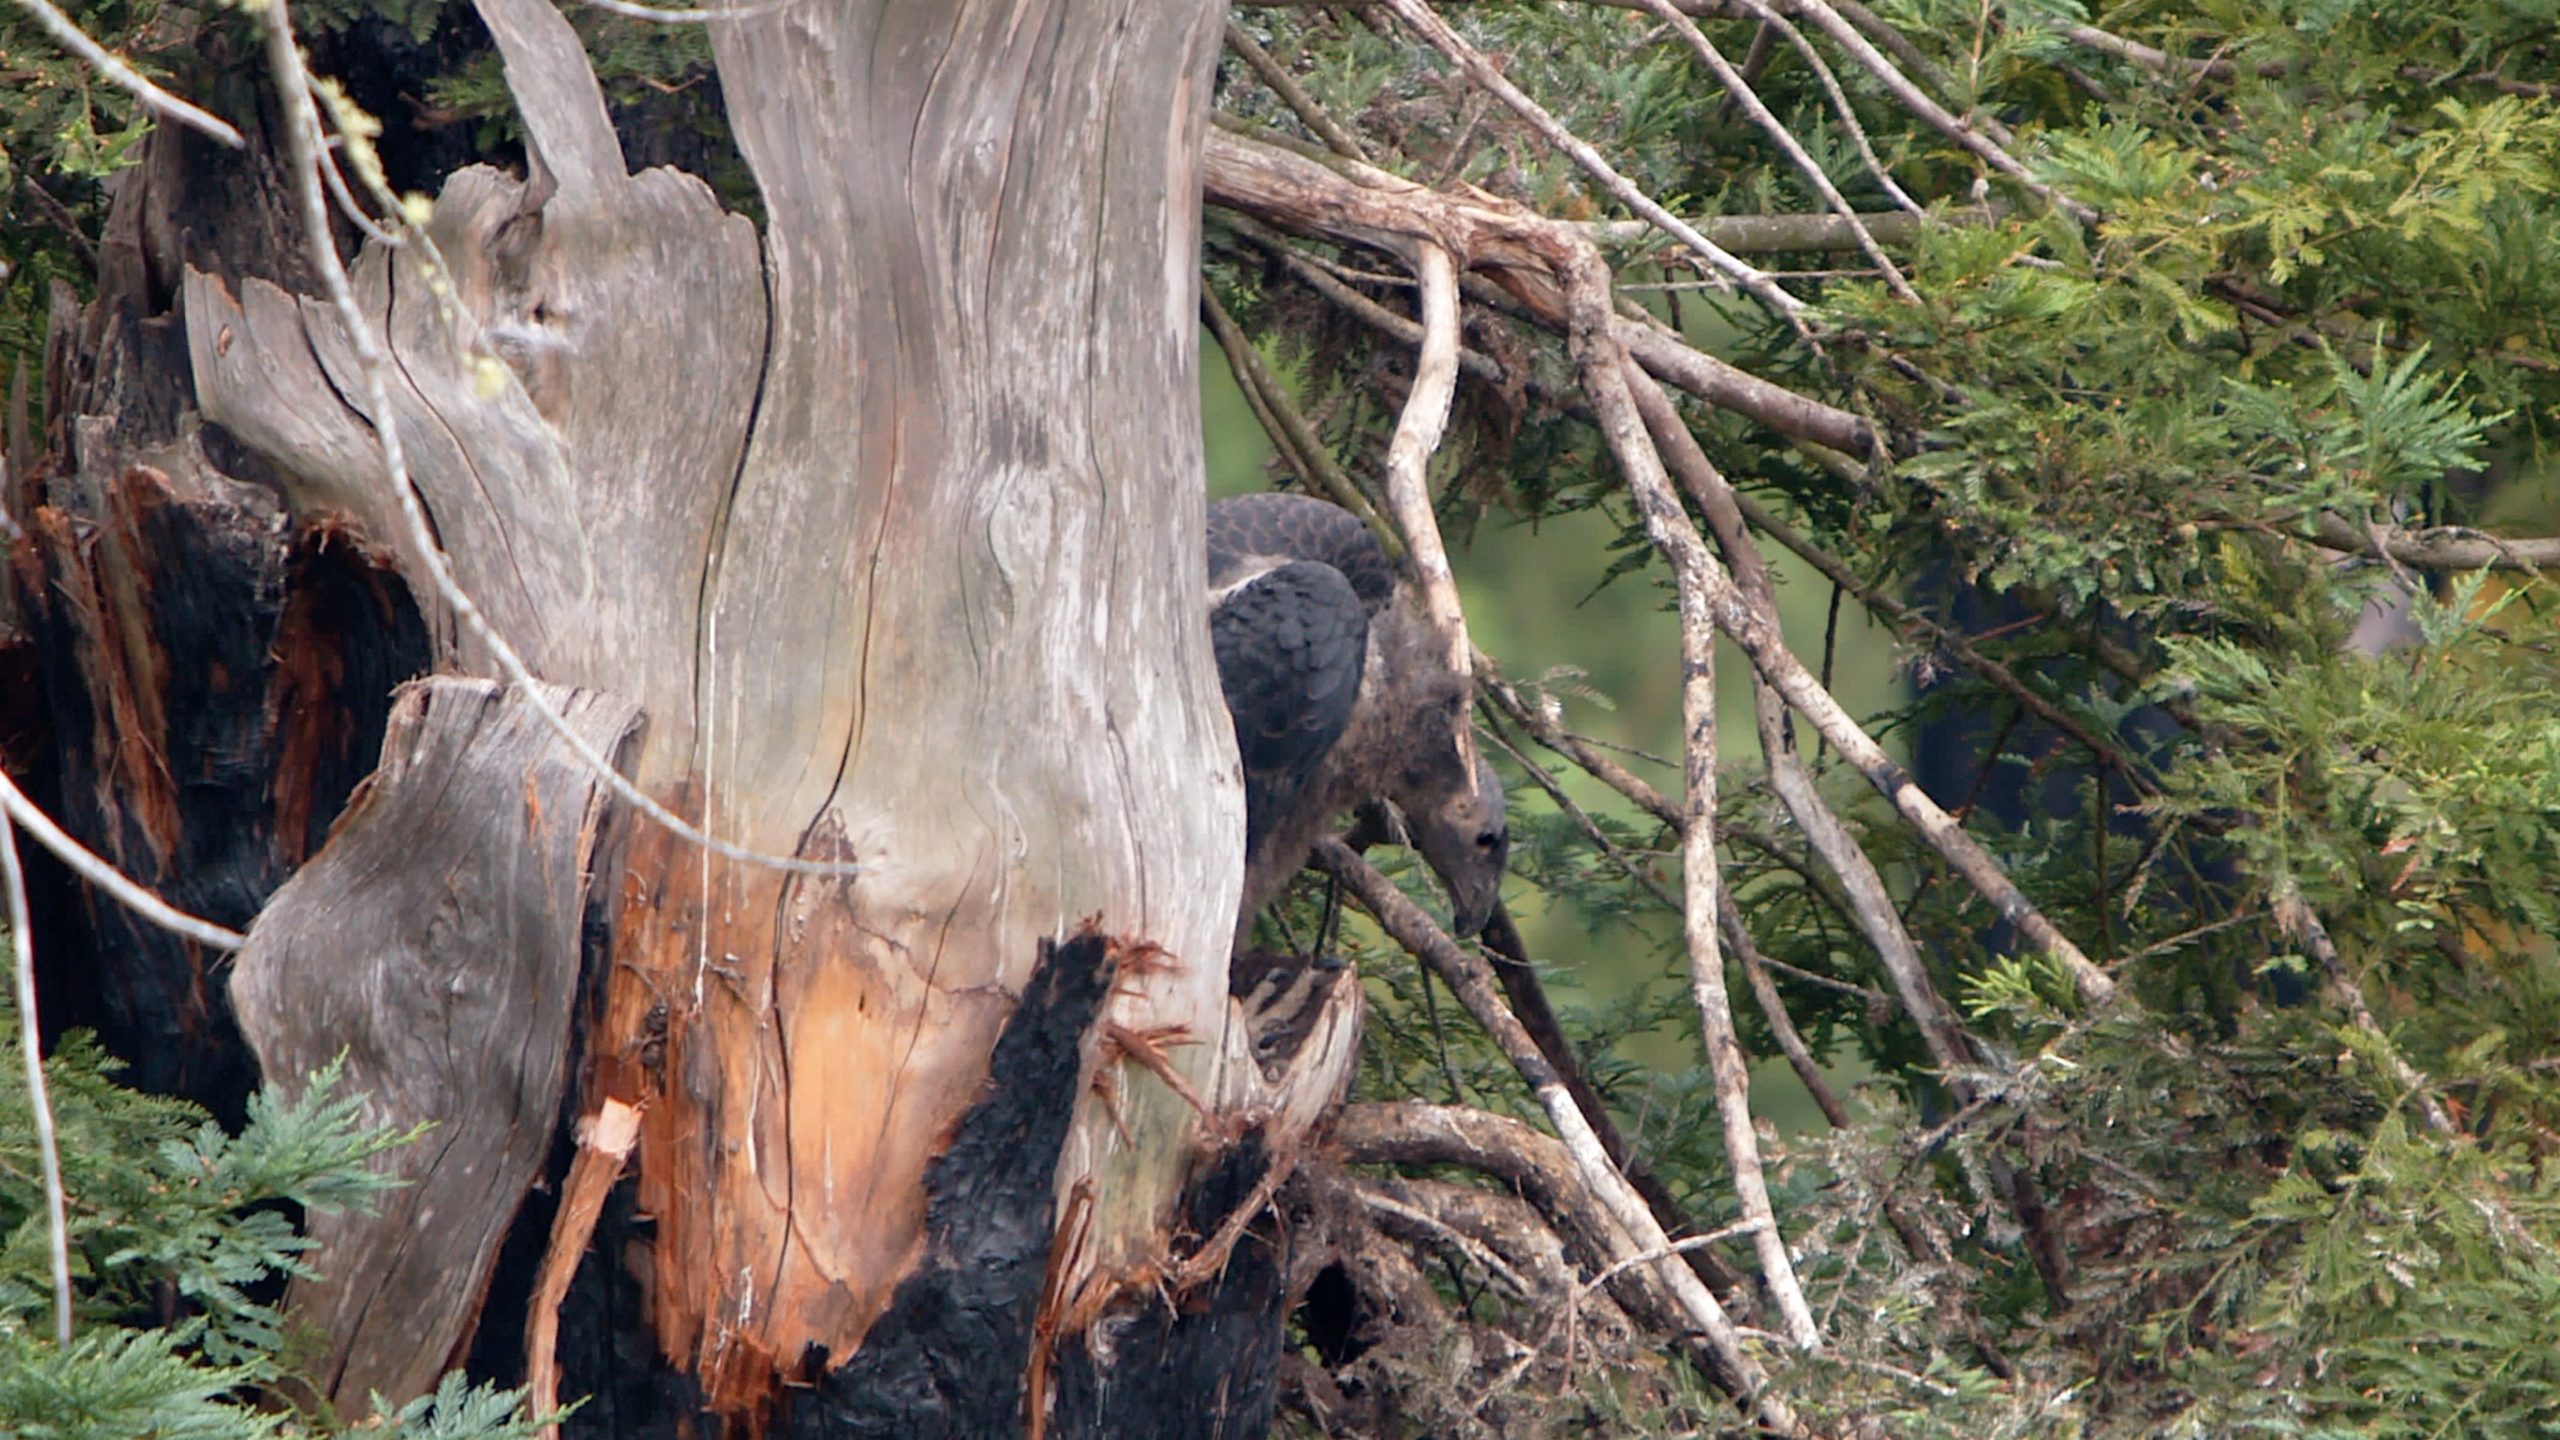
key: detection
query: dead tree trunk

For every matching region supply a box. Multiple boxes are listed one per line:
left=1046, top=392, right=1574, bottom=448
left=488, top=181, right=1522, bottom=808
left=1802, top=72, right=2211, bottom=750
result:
left=10, top=0, right=1328, bottom=1434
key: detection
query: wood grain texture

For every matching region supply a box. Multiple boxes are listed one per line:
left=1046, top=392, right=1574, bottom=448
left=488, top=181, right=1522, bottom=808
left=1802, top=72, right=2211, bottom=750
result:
left=228, top=677, right=640, bottom=1403
left=631, top=0, right=1243, bottom=1401
left=185, top=0, right=1252, bottom=1416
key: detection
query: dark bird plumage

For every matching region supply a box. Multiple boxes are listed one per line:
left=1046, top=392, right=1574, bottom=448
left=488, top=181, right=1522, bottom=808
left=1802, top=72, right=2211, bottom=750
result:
left=1206, top=493, right=1509, bottom=948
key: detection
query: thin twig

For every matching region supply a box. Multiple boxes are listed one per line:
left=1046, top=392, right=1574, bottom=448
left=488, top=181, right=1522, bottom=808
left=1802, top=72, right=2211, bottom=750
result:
left=1727, top=485, right=2156, bottom=792
left=2, top=802, right=72, bottom=1345
left=1778, top=0, right=2097, bottom=225
left=0, top=770, right=246, bottom=952
left=262, top=0, right=859, bottom=879
left=1727, top=904, right=1850, bottom=1129
left=2279, top=887, right=2457, bottom=1138
left=1377, top=0, right=1812, bottom=327
left=1628, top=0, right=1917, bottom=300
left=1729, top=1, right=1923, bottom=215
left=8, top=0, right=244, bottom=148
left=1201, top=286, right=1404, bottom=556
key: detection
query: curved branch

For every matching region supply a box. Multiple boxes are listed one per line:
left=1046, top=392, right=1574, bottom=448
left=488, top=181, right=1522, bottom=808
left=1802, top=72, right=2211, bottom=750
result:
left=1380, top=242, right=1474, bottom=675
left=1312, top=839, right=1802, bottom=1433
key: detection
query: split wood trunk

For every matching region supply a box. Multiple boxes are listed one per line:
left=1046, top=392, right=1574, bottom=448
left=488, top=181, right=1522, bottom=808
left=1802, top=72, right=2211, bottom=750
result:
left=5, top=1, right=1338, bottom=1434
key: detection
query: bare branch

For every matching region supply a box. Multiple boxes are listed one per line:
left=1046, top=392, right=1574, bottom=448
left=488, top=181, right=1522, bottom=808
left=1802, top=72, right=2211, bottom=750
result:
left=2, top=802, right=72, bottom=1345
left=1353, top=1182, right=1536, bottom=1300
left=1313, top=839, right=1801, bottom=1432
left=1725, top=483, right=2157, bottom=791
left=1775, top=0, right=2098, bottom=226
left=1726, top=1, right=1924, bottom=215
left=1570, top=304, right=1819, bottom=1351
left=1627, top=0, right=1918, bottom=300
left=1200, top=285, right=1403, bottom=558
left=261, top=0, right=860, bottom=879
left=1375, top=0, right=1813, bottom=327
left=2279, top=887, right=2459, bottom=1138
left=1224, top=20, right=1370, bottom=160
left=1562, top=274, right=2111, bottom=1008
left=1198, top=128, right=1879, bottom=454
left=1380, top=242, right=1473, bottom=675
left=1726, top=904, right=1850, bottom=1130
left=1332, top=1100, right=1691, bottom=1338
left=2308, top=513, right=2560, bottom=572
left=0, top=769, right=247, bottom=952
left=8, top=0, right=244, bottom=148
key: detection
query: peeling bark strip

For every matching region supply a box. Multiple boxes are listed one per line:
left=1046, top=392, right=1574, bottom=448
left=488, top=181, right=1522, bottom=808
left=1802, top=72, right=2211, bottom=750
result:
left=229, top=677, right=642, bottom=1404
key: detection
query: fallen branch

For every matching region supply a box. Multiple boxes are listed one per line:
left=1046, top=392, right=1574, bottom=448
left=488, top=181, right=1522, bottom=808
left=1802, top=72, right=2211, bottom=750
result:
left=530, top=1099, right=642, bottom=1440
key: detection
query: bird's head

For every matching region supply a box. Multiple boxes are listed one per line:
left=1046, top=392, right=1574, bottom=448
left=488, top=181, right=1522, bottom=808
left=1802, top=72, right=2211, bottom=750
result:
left=1407, top=748, right=1509, bottom=938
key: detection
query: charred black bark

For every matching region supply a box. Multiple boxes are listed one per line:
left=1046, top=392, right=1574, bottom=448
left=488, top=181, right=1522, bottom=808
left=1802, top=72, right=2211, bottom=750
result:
left=1049, top=1132, right=1287, bottom=1440
left=784, top=931, right=1118, bottom=1439
left=10, top=112, right=433, bottom=1118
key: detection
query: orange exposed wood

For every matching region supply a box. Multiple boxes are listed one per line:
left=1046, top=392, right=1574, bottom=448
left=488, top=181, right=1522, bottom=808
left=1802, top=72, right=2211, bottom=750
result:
left=530, top=1099, right=641, bottom=1440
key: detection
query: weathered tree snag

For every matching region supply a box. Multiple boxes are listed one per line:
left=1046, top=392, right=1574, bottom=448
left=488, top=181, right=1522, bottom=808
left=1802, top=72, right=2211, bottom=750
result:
left=182, top=0, right=1282, bottom=1427
left=228, top=676, right=641, bottom=1403
left=26, top=0, right=1329, bottom=1426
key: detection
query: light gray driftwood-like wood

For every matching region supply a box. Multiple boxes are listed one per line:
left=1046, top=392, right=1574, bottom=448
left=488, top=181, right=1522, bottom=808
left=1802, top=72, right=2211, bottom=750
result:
left=227, top=677, right=640, bottom=1404
left=196, top=0, right=1256, bottom=1418
left=185, top=0, right=764, bottom=769
left=662, top=1, right=1243, bottom=1397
